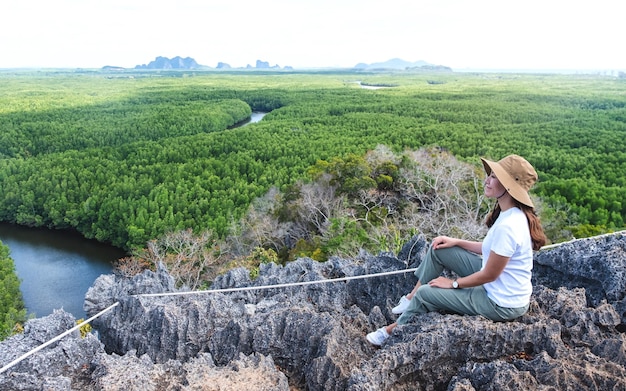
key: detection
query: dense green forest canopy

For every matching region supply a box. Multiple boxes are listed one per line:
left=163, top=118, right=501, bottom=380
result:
left=0, top=70, right=624, bottom=252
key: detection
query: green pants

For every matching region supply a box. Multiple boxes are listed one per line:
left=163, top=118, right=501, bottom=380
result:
left=396, top=246, right=528, bottom=325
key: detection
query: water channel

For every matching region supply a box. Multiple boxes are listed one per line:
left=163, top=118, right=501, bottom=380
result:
left=1, top=112, right=266, bottom=319
left=0, top=224, right=126, bottom=319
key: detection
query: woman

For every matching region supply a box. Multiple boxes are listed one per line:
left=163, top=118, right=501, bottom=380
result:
left=366, top=154, right=546, bottom=346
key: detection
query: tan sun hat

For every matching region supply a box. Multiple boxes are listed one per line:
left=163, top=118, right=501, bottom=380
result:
left=481, top=155, right=538, bottom=208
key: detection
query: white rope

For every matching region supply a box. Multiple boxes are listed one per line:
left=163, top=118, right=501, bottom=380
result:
left=0, top=302, right=119, bottom=375
left=539, top=229, right=626, bottom=250
left=136, top=268, right=418, bottom=298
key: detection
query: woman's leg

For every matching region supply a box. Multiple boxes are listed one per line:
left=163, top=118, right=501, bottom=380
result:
left=372, top=247, right=522, bottom=345
left=396, top=246, right=482, bottom=323
left=416, top=245, right=481, bottom=282
left=405, top=246, right=481, bottom=299
left=399, top=284, right=528, bottom=324
left=369, top=286, right=527, bottom=345
left=405, top=281, right=421, bottom=300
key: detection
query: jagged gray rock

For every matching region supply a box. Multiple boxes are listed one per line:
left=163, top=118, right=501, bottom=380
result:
left=0, top=310, right=103, bottom=391
left=1, top=233, right=625, bottom=390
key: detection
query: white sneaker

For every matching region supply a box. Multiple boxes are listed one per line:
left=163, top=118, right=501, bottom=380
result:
left=366, top=327, right=390, bottom=346
left=392, top=295, right=410, bottom=314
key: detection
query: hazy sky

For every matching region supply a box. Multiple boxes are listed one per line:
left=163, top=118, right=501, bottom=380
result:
left=1, top=0, right=623, bottom=70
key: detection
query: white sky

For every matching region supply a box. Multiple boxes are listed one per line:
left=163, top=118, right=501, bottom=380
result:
left=0, top=0, right=623, bottom=70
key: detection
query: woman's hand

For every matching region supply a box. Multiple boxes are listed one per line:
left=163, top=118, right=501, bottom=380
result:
left=431, top=236, right=457, bottom=250
left=428, top=276, right=455, bottom=289
left=431, top=236, right=483, bottom=255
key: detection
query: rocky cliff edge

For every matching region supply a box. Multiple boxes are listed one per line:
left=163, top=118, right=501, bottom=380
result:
left=1, top=233, right=625, bottom=390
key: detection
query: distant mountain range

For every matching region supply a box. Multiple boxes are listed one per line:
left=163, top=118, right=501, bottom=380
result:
left=125, top=57, right=293, bottom=71
left=135, top=56, right=200, bottom=70
left=354, top=58, right=451, bottom=71
left=102, top=57, right=450, bottom=71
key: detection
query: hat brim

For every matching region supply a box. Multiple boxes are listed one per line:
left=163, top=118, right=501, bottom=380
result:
left=481, top=158, right=534, bottom=207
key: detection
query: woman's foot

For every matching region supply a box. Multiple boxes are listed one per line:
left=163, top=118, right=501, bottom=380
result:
left=392, top=295, right=410, bottom=314
left=366, top=327, right=390, bottom=346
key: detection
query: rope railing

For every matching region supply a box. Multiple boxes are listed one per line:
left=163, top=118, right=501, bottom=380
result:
left=1, top=229, right=624, bottom=375
left=136, top=268, right=419, bottom=298
left=538, top=229, right=625, bottom=250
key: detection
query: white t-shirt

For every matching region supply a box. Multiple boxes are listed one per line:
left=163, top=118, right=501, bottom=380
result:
left=480, top=207, right=533, bottom=308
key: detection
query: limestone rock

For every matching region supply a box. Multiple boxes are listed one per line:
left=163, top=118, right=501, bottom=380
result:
left=1, top=232, right=625, bottom=390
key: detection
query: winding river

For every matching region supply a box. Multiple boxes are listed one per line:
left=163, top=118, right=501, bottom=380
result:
left=1, top=112, right=267, bottom=319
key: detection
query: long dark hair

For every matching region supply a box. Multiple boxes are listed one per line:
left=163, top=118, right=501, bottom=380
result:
left=485, top=201, right=547, bottom=251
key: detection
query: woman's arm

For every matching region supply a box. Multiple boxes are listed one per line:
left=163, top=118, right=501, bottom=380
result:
left=428, top=250, right=510, bottom=289
left=431, top=235, right=482, bottom=254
